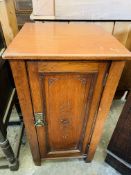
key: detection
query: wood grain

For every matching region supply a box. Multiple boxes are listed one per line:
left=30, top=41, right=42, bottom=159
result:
left=3, top=23, right=131, bottom=60
left=82, top=62, right=109, bottom=153
left=9, top=60, right=41, bottom=165
left=44, top=73, right=95, bottom=151
left=27, top=61, right=108, bottom=159
left=38, top=61, right=99, bottom=73
left=3, top=22, right=130, bottom=164
left=27, top=62, right=47, bottom=157
left=87, top=61, right=125, bottom=161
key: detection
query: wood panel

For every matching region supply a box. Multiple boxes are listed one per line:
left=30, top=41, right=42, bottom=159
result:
left=44, top=73, right=96, bottom=151
left=38, top=61, right=99, bottom=73
left=87, top=61, right=125, bottom=161
left=27, top=61, right=108, bottom=159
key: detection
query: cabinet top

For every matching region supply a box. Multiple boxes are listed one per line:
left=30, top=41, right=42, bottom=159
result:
left=3, top=23, right=131, bottom=60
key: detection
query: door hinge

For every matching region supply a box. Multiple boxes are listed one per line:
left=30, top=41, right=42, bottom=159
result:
left=34, top=113, right=47, bottom=127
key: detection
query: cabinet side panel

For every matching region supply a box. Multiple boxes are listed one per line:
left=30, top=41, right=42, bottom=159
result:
left=87, top=61, right=125, bottom=161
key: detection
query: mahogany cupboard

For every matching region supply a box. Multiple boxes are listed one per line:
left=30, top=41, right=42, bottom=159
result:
left=3, top=23, right=131, bottom=165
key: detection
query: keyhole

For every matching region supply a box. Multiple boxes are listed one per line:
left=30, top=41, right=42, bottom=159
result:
left=60, top=119, right=70, bottom=126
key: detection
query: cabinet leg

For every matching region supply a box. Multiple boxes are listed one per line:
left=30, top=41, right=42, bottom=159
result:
left=33, top=159, right=41, bottom=166
left=0, top=130, right=19, bottom=171
left=83, top=157, right=91, bottom=163
left=14, top=94, right=23, bottom=122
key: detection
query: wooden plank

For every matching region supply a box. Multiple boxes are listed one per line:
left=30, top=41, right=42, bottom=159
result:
left=38, top=61, right=99, bottom=73
left=87, top=61, right=125, bottom=161
left=0, top=0, right=18, bottom=46
left=9, top=60, right=41, bottom=165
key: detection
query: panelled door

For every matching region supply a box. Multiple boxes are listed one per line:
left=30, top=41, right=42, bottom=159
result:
left=27, top=61, right=108, bottom=159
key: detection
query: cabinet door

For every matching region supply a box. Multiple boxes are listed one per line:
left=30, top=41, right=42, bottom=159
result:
left=27, top=61, right=108, bottom=159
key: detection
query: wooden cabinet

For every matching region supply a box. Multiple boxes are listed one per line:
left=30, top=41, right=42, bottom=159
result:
left=3, top=23, right=131, bottom=165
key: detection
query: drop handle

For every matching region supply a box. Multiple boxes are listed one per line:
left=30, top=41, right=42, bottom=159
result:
left=34, top=113, right=47, bottom=127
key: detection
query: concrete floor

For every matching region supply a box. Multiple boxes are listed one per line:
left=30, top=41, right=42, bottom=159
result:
left=0, top=100, right=124, bottom=175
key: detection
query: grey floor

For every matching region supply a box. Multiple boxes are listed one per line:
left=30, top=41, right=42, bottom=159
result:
left=0, top=100, right=125, bottom=175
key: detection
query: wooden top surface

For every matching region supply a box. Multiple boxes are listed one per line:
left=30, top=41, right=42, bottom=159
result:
left=3, top=22, right=131, bottom=60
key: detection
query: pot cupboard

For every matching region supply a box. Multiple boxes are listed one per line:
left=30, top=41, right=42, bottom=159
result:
left=3, top=22, right=131, bottom=165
